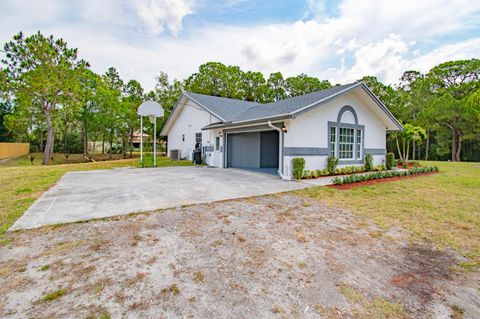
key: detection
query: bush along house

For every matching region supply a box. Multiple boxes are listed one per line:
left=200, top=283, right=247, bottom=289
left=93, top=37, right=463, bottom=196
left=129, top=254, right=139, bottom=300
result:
left=160, top=82, right=403, bottom=180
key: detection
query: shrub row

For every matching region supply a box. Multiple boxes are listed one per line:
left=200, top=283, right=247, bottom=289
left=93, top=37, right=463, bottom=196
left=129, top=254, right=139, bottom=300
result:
left=293, top=152, right=397, bottom=180
left=302, top=164, right=386, bottom=179
left=332, top=166, right=439, bottom=185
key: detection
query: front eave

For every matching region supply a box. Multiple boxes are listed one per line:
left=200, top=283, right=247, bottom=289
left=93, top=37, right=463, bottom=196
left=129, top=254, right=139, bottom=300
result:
left=201, top=115, right=291, bottom=131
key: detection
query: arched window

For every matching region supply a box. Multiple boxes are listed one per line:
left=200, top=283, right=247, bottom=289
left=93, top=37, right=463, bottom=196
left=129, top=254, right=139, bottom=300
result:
left=328, top=106, right=364, bottom=164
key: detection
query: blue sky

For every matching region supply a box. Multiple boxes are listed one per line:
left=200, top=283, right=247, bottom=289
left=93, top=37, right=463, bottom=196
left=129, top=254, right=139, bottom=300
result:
left=1, top=0, right=479, bottom=90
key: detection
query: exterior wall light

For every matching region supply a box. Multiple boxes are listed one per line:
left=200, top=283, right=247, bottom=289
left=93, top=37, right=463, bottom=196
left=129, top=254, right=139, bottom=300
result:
left=281, top=125, right=288, bottom=133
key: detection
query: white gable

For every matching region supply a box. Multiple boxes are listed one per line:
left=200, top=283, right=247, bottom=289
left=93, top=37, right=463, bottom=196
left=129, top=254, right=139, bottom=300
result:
left=340, top=110, right=356, bottom=124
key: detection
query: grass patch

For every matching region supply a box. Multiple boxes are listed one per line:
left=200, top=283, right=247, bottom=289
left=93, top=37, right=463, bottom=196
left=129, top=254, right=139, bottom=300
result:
left=297, top=161, right=480, bottom=264
left=450, top=304, right=465, bottom=319
left=86, top=307, right=111, bottom=319
left=42, top=289, right=66, bottom=302
left=338, top=283, right=407, bottom=319
left=0, top=154, right=193, bottom=243
left=272, top=305, right=286, bottom=315
left=17, top=266, right=26, bottom=273
left=161, top=284, right=180, bottom=296
left=40, top=264, right=50, bottom=271
left=1, top=152, right=141, bottom=166
left=193, top=271, right=205, bottom=283
left=338, top=284, right=363, bottom=303
left=364, top=297, right=408, bottom=319
left=459, top=261, right=480, bottom=272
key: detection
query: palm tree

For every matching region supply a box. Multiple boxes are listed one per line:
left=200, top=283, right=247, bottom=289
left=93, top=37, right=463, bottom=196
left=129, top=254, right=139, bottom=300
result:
left=391, top=123, right=427, bottom=163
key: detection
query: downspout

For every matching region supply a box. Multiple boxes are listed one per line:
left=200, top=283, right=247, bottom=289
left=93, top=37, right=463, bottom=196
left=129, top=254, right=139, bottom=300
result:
left=267, top=121, right=287, bottom=180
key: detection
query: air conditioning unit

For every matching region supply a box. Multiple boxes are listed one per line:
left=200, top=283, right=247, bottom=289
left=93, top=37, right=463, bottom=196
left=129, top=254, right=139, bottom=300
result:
left=169, top=149, right=181, bottom=160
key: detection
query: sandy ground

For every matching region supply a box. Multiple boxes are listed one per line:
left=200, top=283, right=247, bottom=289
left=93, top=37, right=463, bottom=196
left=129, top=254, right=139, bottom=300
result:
left=1, top=194, right=478, bottom=318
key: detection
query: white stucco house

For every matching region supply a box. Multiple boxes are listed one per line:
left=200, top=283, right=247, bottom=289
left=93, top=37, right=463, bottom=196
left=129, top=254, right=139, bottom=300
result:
left=160, top=82, right=403, bottom=180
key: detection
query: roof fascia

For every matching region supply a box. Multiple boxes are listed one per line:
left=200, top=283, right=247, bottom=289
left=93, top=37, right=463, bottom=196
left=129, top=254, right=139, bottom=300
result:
left=360, top=83, right=403, bottom=131
left=290, top=82, right=363, bottom=118
left=201, top=115, right=290, bottom=130
left=182, top=92, right=227, bottom=122
left=159, top=93, right=186, bottom=136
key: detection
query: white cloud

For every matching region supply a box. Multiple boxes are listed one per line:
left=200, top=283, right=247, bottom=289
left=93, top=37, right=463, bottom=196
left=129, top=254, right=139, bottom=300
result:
left=326, top=34, right=412, bottom=84
left=409, top=38, right=480, bottom=73
left=329, top=0, right=480, bottom=40
left=133, top=0, right=195, bottom=35
left=0, top=0, right=479, bottom=90
left=304, top=0, right=327, bottom=20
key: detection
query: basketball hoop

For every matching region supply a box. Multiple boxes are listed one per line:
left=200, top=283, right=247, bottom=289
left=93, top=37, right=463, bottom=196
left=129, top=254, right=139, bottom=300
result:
left=137, top=101, right=164, bottom=167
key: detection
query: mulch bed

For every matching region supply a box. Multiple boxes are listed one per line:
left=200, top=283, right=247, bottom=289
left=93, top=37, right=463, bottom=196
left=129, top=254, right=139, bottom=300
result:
left=396, top=162, right=421, bottom=168
left=328, top=171, right=439, bottom=190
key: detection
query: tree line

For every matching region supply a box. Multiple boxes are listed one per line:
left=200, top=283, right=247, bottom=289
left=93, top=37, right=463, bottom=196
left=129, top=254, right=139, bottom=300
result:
left=1, top=32, right=479, bottom=164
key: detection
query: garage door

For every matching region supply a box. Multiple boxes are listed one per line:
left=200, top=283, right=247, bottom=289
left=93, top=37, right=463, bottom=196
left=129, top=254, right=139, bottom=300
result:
left=227, top=131, right=279, bottom=169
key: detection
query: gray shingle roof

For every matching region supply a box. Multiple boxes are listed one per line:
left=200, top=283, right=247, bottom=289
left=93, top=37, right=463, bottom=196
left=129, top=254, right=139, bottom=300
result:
left=184, top=82, right=360, bottom=124
left=183, top=92, right=260, bottom=122
left=232, top=82, right=359, bottom=122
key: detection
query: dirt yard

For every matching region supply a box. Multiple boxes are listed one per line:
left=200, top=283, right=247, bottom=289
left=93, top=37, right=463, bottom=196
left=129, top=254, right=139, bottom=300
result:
left=0, top=194, right=478, bottom=318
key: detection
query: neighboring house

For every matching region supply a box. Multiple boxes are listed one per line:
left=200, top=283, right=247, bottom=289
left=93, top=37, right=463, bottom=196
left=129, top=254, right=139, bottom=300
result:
left=160, top=82, right=403, bottom=180
left=131, top=131, right=150, bottom=148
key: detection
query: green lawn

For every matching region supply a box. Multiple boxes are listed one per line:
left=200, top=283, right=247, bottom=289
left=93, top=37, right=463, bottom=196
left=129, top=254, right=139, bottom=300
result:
left=298, top=161, right=480, bottom=267
left=1, top=152, right=140, bottom=166
left=0, top=155, right=193, bottom=242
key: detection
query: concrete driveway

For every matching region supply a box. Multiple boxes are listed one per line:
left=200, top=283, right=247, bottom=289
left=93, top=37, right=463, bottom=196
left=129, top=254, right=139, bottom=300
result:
left=10, top=166, right=308, bottom=230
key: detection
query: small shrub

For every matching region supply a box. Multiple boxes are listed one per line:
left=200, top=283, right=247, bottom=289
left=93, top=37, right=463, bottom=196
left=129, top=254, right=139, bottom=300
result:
left=344, top=166, right=354, bottom=174
left=332, top=177, right=342, bottom=185
left=292, top=158, right=305, bottom=180
left=386, top=152, right=395, bottom=170
left=355, top=166, right=365, bottom=173
left=303, top=170, right=311, bottom=179
left=327, top=155, right=338, bottom=174
left=364, top=153, right=374, bottom=171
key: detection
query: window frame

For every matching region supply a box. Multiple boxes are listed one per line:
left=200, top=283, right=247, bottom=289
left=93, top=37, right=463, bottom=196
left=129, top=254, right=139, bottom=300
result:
left=356, top=129, right=362, bottom=159
left=195, top=132, right=202, bottom=145
left=328, top=105, right=364, bottom=165
left=329, top=126, right=336, bottom=157
left=215, top=136, right=220, bottom=151
left=338, top=127, right=355, bottom=160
